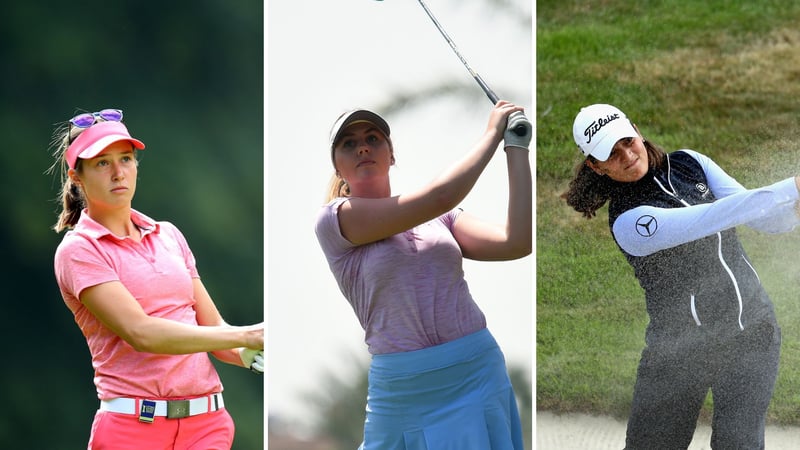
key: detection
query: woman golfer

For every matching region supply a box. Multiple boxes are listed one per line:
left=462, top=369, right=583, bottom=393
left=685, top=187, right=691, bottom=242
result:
left=563, top=103, right=798, bottom=449
left=315, top=101, right=531, bottom=449
left=50, top=109, right=264, bottom=449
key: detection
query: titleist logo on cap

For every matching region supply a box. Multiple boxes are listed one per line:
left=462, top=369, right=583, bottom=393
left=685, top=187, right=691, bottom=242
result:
left=583, top=113, right=620, bottom=144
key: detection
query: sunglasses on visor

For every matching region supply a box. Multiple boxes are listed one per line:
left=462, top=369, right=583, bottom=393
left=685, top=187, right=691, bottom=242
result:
left=69, top=109, right=124, bottom=129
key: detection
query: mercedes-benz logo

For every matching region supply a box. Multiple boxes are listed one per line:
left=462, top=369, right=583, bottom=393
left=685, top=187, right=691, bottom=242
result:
left=635, top=215, right=658, bottom=237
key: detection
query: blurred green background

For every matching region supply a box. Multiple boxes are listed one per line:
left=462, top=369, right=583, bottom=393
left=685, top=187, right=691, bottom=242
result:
left=1, top=1, right=264, bottom=448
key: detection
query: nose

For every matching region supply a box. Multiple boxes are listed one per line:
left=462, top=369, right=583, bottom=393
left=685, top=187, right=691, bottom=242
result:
left=619, top=146, right=635, bottom=162
left=357, top=140, right=370, bottom=154
left=110, top=161, right=125, bottom=180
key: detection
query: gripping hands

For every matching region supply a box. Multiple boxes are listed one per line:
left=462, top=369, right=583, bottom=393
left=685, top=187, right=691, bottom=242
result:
left=504, top=111, right=532, bottom=150
left=240, top=348, right=265, bottom=374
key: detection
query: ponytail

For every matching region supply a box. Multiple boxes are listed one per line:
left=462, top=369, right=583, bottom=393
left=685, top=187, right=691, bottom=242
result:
left=324, top=172, right=350, bottom=203
left=48, top=120, right=85, bottom=233
left=52, top=164, right=85, bottom=232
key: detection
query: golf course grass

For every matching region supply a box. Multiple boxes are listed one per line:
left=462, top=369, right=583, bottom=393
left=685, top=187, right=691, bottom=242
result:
left=536, top=0, right=800, bottom=425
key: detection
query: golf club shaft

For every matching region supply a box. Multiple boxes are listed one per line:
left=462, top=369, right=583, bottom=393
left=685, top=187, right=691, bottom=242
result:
left=416, top=0, right=498, bottom=104
left=415, top=0, right=529, bottom=136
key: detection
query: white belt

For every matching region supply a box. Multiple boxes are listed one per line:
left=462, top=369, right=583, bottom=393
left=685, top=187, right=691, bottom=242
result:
left=99, top=393, right=224, bottom=420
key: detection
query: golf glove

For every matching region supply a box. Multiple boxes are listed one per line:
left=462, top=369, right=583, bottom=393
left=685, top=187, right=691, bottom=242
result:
left=240, top=348, right=265, bottom=374
left=504, top=111, right=532, bottom=150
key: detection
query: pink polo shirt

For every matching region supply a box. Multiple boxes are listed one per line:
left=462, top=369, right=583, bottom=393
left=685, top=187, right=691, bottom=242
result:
left=54, top=209, right=222, bottom=400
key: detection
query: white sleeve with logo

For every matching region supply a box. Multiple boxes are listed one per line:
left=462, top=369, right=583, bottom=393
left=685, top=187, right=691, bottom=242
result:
left=612, top=150, right=800, bottom=257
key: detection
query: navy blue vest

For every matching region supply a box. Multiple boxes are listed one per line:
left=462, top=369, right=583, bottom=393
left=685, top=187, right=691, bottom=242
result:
left=608, top=151, right=775, bottom=348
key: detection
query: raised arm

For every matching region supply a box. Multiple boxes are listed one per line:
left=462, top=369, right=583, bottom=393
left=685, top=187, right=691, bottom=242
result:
left=452, top=144, right=532, bottom=261
left=338, top=101, right=525, bottom=245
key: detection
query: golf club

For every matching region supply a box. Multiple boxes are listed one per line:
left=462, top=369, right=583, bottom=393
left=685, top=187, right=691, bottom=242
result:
left=375, top=0, right=530, bottom=136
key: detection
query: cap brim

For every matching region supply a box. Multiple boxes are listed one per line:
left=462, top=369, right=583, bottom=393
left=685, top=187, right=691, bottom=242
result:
left=66, top=121, right=146, bottom=169
left=586, top=120, right=638, bottom=161
left=329, top=110, right=390, bottom=149
left=77, top=134, right=145, bottom=161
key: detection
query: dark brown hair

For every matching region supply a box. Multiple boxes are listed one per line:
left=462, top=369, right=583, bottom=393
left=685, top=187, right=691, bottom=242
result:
left=47, top=122, right=87, bottom=233
left=48, top=117, right=129, bottom=232
left=561, top=140, right=667, bottom=219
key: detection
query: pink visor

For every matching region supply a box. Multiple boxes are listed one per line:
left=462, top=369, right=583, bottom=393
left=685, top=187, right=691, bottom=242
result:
left=66, top=121, right=145, bottom=169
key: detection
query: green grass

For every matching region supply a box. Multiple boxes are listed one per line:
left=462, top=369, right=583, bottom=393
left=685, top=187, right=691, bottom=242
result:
left=536, top=0, right=800, bottom=426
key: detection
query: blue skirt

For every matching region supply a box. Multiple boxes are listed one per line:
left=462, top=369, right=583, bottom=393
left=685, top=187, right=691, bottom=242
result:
left=359, top=328, right=524, bottom=450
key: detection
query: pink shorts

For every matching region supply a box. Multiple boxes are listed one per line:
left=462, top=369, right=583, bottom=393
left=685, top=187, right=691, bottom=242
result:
left=87, top=408, right=235, bottom=450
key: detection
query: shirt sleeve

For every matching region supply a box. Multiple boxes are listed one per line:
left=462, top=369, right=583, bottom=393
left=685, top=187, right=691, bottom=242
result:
left=314, top=198, right=355, bottom=264
left=613, top=167, right=799, bottom=257
left=54, top=233, right=120, bottom=301
left=682, top=149, right=800, bottom=233
left=438, top=207, right=464, bottom=233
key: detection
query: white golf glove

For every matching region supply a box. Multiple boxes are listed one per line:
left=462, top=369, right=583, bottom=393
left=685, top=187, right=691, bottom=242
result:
left=504, top=111, right=532, bottom=150
left=240, top=348, right=264, bottom=374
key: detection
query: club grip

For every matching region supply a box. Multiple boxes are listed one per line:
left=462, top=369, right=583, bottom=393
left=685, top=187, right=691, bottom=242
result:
left=476, top=74, right=529, bottom=137
left=512, top=121, right=528, bottom=136
left=508, top=112, right=531, bottom=137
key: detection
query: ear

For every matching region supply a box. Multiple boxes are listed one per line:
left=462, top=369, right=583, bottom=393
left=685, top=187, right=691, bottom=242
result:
left=67, top=168, right=82, bottom=186
left=585, top=159, right=605, bottom=176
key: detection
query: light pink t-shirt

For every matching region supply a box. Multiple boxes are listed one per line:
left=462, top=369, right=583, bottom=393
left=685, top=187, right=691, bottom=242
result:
left=54, top=209, right=222, bottom=400
left=315, top=198, right=486, bottom=354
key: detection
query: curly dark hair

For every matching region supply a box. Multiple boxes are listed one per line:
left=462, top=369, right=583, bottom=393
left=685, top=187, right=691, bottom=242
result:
left=561, top=140, right=667, bottom=219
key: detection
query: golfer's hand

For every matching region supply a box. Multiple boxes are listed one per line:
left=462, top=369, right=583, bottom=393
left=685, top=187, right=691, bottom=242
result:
left=504, top=111, right=532, bottom=150
left=240, top=348, right=264, bottom=374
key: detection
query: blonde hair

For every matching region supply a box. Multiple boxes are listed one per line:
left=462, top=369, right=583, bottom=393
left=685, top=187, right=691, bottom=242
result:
left=325, top=172, right=350, bottom=203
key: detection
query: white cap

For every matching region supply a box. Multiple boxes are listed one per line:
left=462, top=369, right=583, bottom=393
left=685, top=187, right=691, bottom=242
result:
left=572, top=104, right=638, bottom=161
